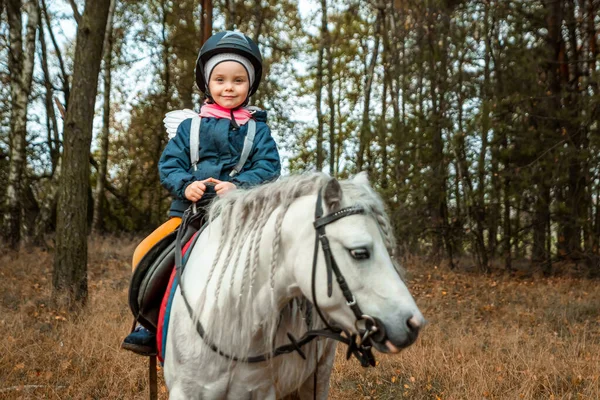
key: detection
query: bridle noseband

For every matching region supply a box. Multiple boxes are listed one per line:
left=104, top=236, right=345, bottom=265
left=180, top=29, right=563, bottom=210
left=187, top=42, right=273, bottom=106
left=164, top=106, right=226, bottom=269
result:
left=174, top=182, right=382, bottom=367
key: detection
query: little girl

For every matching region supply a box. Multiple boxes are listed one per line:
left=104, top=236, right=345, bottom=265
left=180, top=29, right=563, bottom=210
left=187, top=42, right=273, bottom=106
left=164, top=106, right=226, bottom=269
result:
left=122, top=31, right=281, bottom=355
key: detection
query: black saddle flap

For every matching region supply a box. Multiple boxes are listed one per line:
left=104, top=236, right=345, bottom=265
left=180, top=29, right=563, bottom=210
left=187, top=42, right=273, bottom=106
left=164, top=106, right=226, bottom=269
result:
left=129, top=231, right=177, bottom=332
left=128, top=212, right=206, bottom=332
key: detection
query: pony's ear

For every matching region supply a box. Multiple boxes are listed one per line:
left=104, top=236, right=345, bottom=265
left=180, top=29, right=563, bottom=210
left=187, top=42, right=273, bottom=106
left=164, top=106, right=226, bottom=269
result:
left=323, top=178, right=343, bottom=212
left=352, top=171, right=370, bottom=186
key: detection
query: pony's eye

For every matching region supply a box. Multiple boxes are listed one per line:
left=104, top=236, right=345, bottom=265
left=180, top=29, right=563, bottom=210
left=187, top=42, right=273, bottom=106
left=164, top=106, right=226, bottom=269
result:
left=349, top=248, right=370, bottom=260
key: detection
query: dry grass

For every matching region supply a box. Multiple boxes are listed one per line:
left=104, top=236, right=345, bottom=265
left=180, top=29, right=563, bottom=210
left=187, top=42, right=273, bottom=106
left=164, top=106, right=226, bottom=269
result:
left=0, top=236, right=161, bottom=400
left=1, top=237, right=599, bottom=399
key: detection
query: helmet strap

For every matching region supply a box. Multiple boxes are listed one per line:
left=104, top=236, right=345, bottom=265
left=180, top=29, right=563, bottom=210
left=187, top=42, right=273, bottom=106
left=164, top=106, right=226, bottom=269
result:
left=241, top=91, right=252, bottom=107
left=230, top=108, right=240, bottom=129
left=203, top=91, right=214, bottom=104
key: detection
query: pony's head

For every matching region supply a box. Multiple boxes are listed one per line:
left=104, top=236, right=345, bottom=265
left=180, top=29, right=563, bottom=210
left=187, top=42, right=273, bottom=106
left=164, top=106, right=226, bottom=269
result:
left=282, top=173, right=424, bottom=353
left=198, top=172, right=423, bottom=362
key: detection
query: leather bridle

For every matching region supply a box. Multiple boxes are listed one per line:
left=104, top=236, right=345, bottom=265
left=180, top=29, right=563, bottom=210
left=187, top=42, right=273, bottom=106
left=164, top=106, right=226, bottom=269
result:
left=174, top=181, right=384, bottom=367
left=309, top=186, right=386, bottom=365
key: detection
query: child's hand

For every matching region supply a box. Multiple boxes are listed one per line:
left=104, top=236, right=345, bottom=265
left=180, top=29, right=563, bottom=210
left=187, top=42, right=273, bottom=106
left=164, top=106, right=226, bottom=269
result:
left=185, top=179, right=214, bottom=202
left=212, top=179, right=237, bottom=197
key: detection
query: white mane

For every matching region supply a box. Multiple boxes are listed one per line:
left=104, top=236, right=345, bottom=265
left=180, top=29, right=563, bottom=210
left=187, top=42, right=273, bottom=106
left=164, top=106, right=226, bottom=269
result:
left=190, top=172, right=399, bottom=369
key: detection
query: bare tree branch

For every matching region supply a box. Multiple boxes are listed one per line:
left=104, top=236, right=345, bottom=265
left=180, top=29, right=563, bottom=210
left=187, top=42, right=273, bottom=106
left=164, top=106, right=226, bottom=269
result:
left=67, top=0, right=81, bottom=24
left=41, top=0, right=70, bottom=106
left=53, top=96, right=66, bottom=118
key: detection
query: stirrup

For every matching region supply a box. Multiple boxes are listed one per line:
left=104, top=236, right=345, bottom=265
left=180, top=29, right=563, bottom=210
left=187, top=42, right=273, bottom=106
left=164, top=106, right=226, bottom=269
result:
left=121, top=341, right=157, bottom=357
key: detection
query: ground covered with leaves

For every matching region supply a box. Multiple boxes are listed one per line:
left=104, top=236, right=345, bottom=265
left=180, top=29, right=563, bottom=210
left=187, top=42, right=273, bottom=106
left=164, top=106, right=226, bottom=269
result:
left=1, top=237, right=599, bottom=399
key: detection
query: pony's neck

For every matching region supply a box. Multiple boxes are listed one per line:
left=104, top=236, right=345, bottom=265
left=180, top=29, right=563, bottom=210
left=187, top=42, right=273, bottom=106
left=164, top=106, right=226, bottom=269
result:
left=250, top=265, right=298, bottom=334
left=248, top=196, right=318, bottom=336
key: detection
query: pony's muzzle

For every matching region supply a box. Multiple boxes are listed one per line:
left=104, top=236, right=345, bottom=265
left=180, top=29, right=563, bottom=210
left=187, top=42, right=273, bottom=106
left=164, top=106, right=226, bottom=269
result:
left=371, top=312, right=424, bottom=353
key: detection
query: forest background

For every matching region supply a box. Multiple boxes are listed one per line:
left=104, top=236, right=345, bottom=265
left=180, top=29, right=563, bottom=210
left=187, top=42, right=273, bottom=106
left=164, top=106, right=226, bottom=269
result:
left=3, top=0, right=600, bottom=284
left=3, top=0, right=600, bottom=280
left=1, top=1, right=600, bottom=398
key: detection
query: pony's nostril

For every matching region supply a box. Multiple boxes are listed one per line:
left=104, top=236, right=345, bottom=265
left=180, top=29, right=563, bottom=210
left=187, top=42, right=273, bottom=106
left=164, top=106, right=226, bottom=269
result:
left=370, top=317, right=387, bottom=343
left=406, top=315, right=422, bottom=332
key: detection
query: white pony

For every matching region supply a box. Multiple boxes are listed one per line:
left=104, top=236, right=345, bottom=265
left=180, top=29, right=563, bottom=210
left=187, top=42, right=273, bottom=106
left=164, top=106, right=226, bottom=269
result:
left=163, top=173, right=424, bottom=399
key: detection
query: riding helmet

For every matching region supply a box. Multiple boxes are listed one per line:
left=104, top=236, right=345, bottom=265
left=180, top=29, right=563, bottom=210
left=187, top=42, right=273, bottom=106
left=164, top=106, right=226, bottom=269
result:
left=195, top=31, right=263, bottom=97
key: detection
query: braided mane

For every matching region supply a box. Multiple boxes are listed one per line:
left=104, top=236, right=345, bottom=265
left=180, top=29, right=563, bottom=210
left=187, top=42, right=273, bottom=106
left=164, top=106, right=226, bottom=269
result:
left=191, top=172, right=399, bottom=369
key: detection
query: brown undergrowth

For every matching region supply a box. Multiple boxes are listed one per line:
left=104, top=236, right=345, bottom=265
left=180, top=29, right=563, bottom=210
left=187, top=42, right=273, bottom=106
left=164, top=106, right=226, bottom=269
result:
left=1, top=237, right=598, bottom=399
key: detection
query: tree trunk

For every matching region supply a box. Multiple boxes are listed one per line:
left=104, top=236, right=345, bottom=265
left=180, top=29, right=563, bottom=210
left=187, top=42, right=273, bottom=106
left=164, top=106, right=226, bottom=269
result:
left=593, top=185, right=600, bottom=262
left=499, top=94, right=512, bottom=271
left=565, top=0, right=588, bottom=259
left=325, top=28, right=335, bottom=175
left=315, top=0, right=327, bottom=171
left=587, top=0, right=597, bottom=75
left=515, top=196, right=523, bottom=259
left=4, top=0, right=38, bottom=249
left=426, top=6, right=453, bottom=267
left=92, top=0, right=116, bottom=234
left=251, top=0, right=264, bottom=45
left=153, top=0, right=171, bottom=223
left=335, top=75, right=344, bottom=176
left=475, top=0, right=491, bottom=266
left=245, top=0, right=264, bottom=105
left=38, top=15, right=60, bottom=175
left=555, top=0, right=587, bottom=259
left=201, top=0, right=213, bottom=46
left=172, top=0, right=197, bottom=109
left=34, top=6, right=61, bottom=245
left=379, top=67, right=388, bottom=189
left=489, top=144, right=500, bottom=257
left=41, top=0, right=70, bottom=109
left=387, top=4, right=406, bottom=191
left=225, top=0, right=236, bottom=30
left=378, top=7, right=392, bottom=189
left=21, top=181, right=40, bottom=241
left=531, top=0, right=563, bottom=267
left=357, top=13, right=381, bottom=173
left=489, top=7, right=512, bottom=270
left=486, top=2, right=500, bottom=257
left=532, top=183, right=550, bottom=265
left=452, top=52, right=466, bottom=256
left=53, top=0, right=111, bottom=307
left=503, top=173, right=512, bottom=271
left=382, top=3, right=401, bottom=147
left=454, top=49, right=485, bottom=270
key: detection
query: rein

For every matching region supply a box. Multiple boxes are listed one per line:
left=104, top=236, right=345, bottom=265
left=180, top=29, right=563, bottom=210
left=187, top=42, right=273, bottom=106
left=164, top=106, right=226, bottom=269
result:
left=174, top=182, right=380, bottom=368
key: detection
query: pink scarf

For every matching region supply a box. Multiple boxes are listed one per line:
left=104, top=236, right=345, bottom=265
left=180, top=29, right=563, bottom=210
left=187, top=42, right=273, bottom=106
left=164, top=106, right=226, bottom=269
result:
left=199, top=103, right=252, bottom=125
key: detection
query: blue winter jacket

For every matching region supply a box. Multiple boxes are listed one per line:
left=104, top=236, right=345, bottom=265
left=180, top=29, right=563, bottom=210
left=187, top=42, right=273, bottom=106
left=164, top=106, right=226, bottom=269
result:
left=158, top=110, right=281, bottom=217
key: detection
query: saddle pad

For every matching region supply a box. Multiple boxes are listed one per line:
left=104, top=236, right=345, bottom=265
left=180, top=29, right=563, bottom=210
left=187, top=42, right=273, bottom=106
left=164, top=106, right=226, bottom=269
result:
left=157, top=231, right=200, bottom=363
